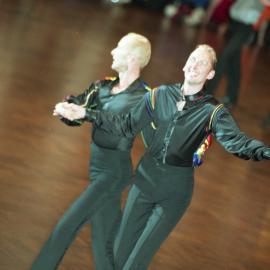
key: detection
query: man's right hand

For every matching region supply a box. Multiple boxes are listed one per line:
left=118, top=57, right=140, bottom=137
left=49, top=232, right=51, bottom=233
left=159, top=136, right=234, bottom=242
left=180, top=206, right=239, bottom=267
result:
left=53, top=102, right=69, bottom=117
left=53, top=102, right=86, bottom=121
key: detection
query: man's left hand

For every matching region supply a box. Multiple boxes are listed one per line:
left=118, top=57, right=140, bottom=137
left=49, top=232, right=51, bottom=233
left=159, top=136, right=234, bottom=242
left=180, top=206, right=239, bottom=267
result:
left=53, top=103, right=86, bottom=121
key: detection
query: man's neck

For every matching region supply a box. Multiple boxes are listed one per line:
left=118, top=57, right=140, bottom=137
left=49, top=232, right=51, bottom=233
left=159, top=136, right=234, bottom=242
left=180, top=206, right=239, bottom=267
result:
left=182, top=81, right=204, bottom=96
left=113, top=69, right=140, bottom=94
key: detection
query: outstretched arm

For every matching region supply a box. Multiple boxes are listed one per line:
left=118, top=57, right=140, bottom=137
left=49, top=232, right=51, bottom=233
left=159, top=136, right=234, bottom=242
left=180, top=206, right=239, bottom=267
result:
left=56, top=92, right=154, bottom=138
left=212, top=108, right=270, bottom=160
left=53, top=82, right=99, bottom=126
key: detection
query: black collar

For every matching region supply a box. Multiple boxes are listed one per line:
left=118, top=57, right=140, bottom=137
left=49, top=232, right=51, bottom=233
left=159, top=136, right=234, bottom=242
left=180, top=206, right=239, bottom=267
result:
left=110, top=76, right=144, bottom=94
left=184, top=90, right=205, bottom=101
left=180, top=84, right=206, bottom=102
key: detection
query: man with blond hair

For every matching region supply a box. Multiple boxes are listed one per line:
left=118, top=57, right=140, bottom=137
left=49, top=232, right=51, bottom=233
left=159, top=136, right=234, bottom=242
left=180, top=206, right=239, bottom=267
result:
left=59, top=44, right=270, bottom=269
left=31, top=32, right=152, bottom=270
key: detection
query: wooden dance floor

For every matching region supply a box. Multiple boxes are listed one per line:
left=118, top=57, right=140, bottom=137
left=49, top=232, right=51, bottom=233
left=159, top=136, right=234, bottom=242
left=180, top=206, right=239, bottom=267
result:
left=0, top=1, right=269, bottom=269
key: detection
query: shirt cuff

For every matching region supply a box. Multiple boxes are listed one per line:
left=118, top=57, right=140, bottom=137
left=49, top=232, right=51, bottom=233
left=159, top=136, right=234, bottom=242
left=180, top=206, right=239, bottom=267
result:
left=263, top=148, right=270, bottom=160
left=84, top=109, right=99, bottom=122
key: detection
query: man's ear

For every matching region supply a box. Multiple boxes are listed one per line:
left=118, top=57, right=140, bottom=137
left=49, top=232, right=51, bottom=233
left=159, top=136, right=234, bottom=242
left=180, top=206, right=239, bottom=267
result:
left=207, top=70, right=215, bottom=80
left=127, top=53, right=140, bottom=67
left=127, top=53, right=136, bottom=63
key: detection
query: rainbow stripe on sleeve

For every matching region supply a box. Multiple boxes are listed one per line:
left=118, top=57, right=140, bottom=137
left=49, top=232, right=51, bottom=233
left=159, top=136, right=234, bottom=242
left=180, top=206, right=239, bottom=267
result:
left=193, top=134, right=212, bottom=167
left=193, top=104, right=224, bottom=167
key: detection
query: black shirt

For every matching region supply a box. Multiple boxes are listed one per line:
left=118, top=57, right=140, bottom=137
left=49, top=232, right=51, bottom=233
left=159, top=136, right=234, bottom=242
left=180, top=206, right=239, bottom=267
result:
left=62, top=77, right=152, bottom=151
left=85, top=83, right=270, bottom=166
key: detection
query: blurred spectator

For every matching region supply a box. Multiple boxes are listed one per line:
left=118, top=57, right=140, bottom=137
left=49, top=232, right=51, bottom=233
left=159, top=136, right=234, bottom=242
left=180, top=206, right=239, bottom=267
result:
left=206, top=0, right=235, bottom=31
left=133, top=0, right=170, bottom=11
left=257, top=3, right=270, bottom=129
left=253, top=3, right=270, bottom=46
left=164, top=0, right=210, bottom=26
left=206, top=0, right=265, bottom=107
left=264, top=21, right=270, bottom=46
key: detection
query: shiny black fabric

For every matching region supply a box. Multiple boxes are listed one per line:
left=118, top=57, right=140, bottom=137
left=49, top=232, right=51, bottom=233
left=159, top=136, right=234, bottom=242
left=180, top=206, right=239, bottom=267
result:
left=85, top=83, right=270, bottom=165
left=63, top=77, right=150, bottom=151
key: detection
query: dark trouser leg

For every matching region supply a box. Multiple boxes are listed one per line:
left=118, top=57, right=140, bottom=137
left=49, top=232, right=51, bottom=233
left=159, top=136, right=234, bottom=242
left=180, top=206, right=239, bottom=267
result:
left=225, top=46, right=241, bottom=105
left=224, top=24, right=253, bottom=105
left=113, top=185, right=154, bottom=269
left=114, top=157, right=194, bottom=270
left=91, top=191, right=122, bottom=270
left=90, top=144, right=132, bottom=270
left=205, top=21, right=236, bottom=96
left=30, top=178, right=116, bottom=270
left=206, top=19, right=253, bottom=105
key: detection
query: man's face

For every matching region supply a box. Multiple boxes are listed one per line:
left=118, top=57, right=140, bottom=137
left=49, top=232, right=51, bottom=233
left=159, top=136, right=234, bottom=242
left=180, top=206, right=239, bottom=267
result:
left=111, top=36, right=134, bottom=72
left=183, top=48, right=214, bottom=85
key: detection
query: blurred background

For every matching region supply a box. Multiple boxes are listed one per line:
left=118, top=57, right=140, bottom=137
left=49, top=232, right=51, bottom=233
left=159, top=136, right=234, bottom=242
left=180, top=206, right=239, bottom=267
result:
left=0, top=0, right=269, bottom=269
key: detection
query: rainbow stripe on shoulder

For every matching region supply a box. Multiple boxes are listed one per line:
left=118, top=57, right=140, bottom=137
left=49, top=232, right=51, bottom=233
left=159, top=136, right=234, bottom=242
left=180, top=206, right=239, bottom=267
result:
left=104, top=76, right=117, bottom=81
left=149, top=87, right=158, bottom=109
left=144, top=84, right=152, bottom=92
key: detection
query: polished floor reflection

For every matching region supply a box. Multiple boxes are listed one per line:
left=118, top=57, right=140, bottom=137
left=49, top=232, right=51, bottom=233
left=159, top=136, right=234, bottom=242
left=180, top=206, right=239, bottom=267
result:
left=0, top=1, right=269, bottom=270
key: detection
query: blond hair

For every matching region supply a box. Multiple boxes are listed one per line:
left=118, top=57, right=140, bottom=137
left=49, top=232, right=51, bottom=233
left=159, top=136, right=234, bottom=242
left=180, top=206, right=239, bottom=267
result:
left=196, top=44, right=217, bottom=68
left=123, top=33, right=151, bottom=69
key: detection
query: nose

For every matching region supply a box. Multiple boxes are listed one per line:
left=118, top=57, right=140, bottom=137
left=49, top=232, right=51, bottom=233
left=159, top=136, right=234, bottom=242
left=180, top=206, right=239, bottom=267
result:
left=111, top=48, right=116, bottom=56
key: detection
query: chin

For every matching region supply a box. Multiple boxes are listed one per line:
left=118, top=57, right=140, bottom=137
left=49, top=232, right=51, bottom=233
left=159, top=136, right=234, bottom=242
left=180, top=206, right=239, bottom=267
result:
left=186, top=76, right=197, bottom=83
left=187, top=78, right=202, bottom=85
left=111, top=64, right=119, bottom=72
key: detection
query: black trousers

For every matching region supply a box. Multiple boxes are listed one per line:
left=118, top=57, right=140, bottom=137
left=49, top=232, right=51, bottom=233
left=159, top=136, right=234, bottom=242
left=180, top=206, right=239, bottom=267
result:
left=30, top=143, right=132, bottom=270
left=113, top=154, right=194, bottom=270
left=206, top=19, right=254, bottom=105
left=90, top=144, right=132, bottom=270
